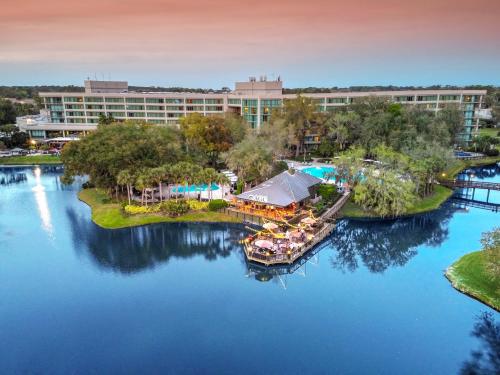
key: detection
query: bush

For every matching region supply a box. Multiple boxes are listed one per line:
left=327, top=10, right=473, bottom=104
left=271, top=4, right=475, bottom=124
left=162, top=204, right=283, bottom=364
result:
left=235, top=180, right=244, bottom=195
left=485, top=148, right=499, bottom=156
left=208, top=199, right=228, bottom=211
left=159, top=200, right=189, bottom=216
left=317, top=184, right=338, bottom=203
left=82, top=181, right=95, bottom=189
left=124, top=205, right=150, bottom=215
left=187, top=199, right=209, bottom=211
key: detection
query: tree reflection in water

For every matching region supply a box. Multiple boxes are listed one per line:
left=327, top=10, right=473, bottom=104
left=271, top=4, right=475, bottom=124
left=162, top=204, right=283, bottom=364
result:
left=0, top=170, right=27, bottom=185
left=330, top=205, right=457, bottom=273
left=66, top=208, right=247, bottom=274
left=461, top=312, right=500, bottom=375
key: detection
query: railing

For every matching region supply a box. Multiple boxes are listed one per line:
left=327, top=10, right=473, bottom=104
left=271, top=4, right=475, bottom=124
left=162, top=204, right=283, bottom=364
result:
left=245, top=222, right=335, bottom=266
left=220, top=207, right=265, bottom=226
left=451, top=196, right=500, bottom=212
left=441, top=180, right=500, bottom=191
left=321, top=192, right=351, bottom=220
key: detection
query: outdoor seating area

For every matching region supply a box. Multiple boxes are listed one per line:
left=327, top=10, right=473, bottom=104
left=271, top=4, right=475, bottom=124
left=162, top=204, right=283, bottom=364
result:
left=243, top=215, right=332, bottom=265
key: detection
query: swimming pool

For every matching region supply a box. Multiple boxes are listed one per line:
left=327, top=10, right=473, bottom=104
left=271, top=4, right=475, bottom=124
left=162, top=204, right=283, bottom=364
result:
left=301, top=166, right=336, bottom=181
left=171, top=183, right=220, bottom=193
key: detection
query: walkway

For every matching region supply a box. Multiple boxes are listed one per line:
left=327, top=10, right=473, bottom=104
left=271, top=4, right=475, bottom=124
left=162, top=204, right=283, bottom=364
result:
left=440, top=180, right=500, bottom=191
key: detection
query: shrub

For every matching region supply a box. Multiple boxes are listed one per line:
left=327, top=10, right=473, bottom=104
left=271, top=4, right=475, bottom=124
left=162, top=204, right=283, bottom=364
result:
left=159, top=200, right=189, bottom=217
left=187, top=199, right=208, bottom=211
left=124, top=205, right=150, bottom=215
left=317, top=184, right=338, bottom=203
left=235, top=180, right=244, bottom=195
left=208, top=199, right=229, bottom=211
left=485, top=148, right=499, bottom=156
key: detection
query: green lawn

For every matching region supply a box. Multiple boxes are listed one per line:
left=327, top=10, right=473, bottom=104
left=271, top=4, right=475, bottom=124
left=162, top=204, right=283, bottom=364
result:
left=445, top=251, right=500, bottom=311
left=478, top=127, right=500, bottom=139
left=341, top=185, right=453, bottom=219
left=78, top=188, right=241, bottom=229
left=0, top=155, right=62, bottom=165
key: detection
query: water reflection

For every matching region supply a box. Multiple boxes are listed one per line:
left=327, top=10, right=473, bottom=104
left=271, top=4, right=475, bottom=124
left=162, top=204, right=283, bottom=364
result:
left=32, top=167, right=53, bottom=234
left=0, top=169, right=27, bottom=185
left=330, top=205, right=456, bottom=273
left=66, top=208, right=247, bottom=274
left=460, top=312, right=500, bottom=375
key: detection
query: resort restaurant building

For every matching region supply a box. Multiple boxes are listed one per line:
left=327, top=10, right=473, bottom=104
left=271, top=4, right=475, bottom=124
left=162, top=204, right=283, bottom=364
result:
left=17, top=77, right=487, bottom=142
left=234, top=170, right=322, bottom=221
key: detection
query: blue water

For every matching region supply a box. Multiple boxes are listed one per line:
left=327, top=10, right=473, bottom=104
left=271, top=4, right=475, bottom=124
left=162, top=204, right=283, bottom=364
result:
left=302, top=166, right=336, bottom=180
left=0, top=164, right=498, bottom=374
left=172, top=183, right=219, bottom=193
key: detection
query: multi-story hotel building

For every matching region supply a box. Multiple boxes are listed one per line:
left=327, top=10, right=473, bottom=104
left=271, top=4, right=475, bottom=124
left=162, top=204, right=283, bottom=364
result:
left=17, top=78, right=486, bottom=143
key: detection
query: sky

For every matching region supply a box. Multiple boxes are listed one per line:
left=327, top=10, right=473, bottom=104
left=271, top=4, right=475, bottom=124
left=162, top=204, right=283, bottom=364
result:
left=1, top=0, right=499, bottom=88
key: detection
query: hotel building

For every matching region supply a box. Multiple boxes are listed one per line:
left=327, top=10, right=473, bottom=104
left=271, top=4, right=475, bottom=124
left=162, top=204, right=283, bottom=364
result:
left=17, top=77, right=486, bottom=143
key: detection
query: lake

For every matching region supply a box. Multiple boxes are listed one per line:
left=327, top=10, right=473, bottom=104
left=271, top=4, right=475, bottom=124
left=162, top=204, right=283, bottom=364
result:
left=0, top=164, right=498, bottom=374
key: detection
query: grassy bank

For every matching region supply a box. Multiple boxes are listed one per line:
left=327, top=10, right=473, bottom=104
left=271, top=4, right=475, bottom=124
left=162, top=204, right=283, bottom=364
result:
left=0, top=155, right=62, bottom=165
left=341, top=185, right=453, bottom=219
left=445, top=251, right=500, bottom=312
left=442, top=156, right=500, bottom=179
left=79, top=188, right=241, bottom=229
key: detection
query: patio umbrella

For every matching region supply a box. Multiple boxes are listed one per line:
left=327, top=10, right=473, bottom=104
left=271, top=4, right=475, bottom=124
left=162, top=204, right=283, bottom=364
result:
left=301, top=217, right=317, bottom=225
left=254, top=239, right=273, bottom=249
left=263, top=222, right=279, bottom=230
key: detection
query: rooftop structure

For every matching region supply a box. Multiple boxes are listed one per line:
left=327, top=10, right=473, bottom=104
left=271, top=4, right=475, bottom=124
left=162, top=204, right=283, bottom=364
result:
left=17, top=77, right=487, bottom=143
left=84, top=80, right=128, bottom=93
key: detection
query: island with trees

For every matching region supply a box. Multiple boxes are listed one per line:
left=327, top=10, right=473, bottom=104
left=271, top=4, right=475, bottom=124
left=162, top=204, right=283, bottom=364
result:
left=446, top=228, right=500, bottom=311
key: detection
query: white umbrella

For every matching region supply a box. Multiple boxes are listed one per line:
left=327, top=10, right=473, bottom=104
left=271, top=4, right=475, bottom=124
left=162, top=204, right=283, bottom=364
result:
left=254, top=239, right=273, bottom=249
left=263, top=222, right=279, bottom=230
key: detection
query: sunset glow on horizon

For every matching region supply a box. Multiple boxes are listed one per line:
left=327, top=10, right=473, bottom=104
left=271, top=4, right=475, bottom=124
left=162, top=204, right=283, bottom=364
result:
left=1, top=0, right=499, bottom=87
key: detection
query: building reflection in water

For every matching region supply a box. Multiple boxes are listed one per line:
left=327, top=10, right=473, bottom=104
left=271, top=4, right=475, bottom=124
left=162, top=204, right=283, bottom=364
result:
left=66, top=207, right=248, bottom=274
left=32, top=167, right=53, bottom=234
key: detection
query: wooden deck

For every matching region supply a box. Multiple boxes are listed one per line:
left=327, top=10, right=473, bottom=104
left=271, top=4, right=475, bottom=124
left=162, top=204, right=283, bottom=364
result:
left=244, top=192, right=351, bottom=266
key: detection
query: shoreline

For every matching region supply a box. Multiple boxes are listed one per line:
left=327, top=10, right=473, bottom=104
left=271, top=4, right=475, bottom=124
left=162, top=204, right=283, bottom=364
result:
left=341, top=157, right=500, bottom=220
left=445, top=251, right=500, bottom=312
left=78, top=188, right=242, bottom=230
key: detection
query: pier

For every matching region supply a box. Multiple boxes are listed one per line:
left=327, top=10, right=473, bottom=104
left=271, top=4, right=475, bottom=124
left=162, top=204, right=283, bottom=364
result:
left=244, top=192, right=351, bottom=266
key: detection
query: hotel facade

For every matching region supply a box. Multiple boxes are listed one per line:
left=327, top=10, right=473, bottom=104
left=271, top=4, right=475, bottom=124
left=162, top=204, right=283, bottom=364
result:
left=18, top=78, right=486, bottom=143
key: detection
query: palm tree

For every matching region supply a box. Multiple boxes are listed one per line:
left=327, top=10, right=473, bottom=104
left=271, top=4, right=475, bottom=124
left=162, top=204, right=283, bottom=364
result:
left=216, top=172, right=230, bottom=201
left=150, top=167, right=165, bottom=203
left=203, top=168, right=218, bottom=201
left=117, top=169, right=135, bottom=205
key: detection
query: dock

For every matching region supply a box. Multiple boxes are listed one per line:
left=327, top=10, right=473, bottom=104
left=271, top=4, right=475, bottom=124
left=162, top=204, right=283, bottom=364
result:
left=243, top=192, right=351, bottom=266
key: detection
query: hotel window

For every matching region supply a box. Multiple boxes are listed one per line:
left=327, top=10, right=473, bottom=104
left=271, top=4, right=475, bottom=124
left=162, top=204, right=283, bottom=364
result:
left=417, top=95, right=437, bottom=101
left=205, top=106, right=223, bottom=111
left=165, top=98, right=183, bottom=104
left=228, top=98, right=241, bottom=105
left=45, top=97, right=63, bottom=103
left=165, top=106, right=184, bottom=111
left=146, top=98, right=165, bottom=103
left=440, top=95, right=459, bottom=101
left=86, top=104, right=104, bottom=110
left=327, top=97, right=347, bottom=104
left=106, top=105, right=125, bottom=110
left=127, top=112, right=145, bottom=118
left=126, top=97, right=145, bottom=103
left=105, top=97, right=124, bottom=102
left=64, top=97, right=84, bottom=103
left=86, top=112, right=105, bottom=117
left=85, top=97, right=104, bottom=103
left=48, top=104, right=64, bottom=111
left=67, top=111, right=85, bottom=117
left=147, top=112, right=165, bottom=118
left=146, top=105, right=165, bottom=111
left=127, top=105, right=145, bottom=111
left=205, top=99, right=223, bottom=104
left=186, top=106, right=203, bottom=111
left=108, top=112, right=125, bottom=117
left=167, top=113, right=178, bottom=118
left=148, top=119, right=166, bottom=124
left=65, top=104, right=84, bottom=110
left=186, top=99, right=204, bottom=104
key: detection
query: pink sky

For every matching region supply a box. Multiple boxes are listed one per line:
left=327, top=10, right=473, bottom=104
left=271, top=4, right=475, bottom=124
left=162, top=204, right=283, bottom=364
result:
left=1, top=0, right=499, bottom=87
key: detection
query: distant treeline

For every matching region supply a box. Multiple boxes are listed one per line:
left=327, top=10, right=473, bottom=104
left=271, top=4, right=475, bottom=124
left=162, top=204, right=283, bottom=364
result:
left=0, top=84, right=498, bottom=99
